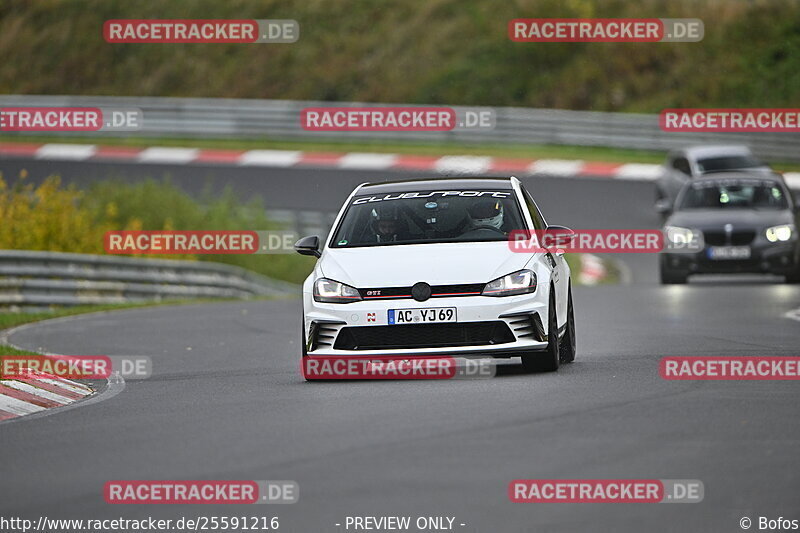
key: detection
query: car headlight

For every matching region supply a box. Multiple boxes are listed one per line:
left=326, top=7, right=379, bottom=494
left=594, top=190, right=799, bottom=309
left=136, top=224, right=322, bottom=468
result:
left=766, top=224, right=795, bottom=242
left=664, top=226, right=696, bottom=244
left=313, top=278, right=362, bottom=303
left=482, top=269, right=537, bottom=297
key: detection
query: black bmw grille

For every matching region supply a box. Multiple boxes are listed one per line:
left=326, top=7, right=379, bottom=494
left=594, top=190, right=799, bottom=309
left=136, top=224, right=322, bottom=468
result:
left=333, top=321, right=514, bottom=350
left=703, top=230, right=756, bottom=246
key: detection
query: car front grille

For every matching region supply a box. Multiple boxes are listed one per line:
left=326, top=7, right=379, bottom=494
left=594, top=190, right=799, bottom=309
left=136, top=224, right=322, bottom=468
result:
left=333, top=321, right=515, bottom=350
left=358, top=283, right=485, bottom=300
left=703, top=230, right=756, bottom=246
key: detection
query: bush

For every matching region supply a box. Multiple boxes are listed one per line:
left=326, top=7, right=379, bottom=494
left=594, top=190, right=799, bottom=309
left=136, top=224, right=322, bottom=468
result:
left=0, top=172, right=315, bottom=284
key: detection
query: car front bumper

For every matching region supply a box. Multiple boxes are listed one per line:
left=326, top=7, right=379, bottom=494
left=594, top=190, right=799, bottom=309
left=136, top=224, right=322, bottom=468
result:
left=662, top=242, right=798, bottom=275
left=303, top=292, right=549, bottom=357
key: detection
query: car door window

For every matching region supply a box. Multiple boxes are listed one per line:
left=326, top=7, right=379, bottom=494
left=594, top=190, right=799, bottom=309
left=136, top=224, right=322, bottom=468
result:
left=522, top=189, right=546, bottom=230
left=672, top=157, right=691, bottom=176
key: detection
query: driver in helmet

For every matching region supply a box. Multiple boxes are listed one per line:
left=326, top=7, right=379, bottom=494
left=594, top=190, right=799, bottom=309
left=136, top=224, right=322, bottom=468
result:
left=467, top=199, right=505, bottom=232
left=370, top=204, right=408, bottom=243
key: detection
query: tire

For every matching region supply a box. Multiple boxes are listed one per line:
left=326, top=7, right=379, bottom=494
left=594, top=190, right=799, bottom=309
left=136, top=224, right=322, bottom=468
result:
left=558, top=285, right=576, bottom=364
left=785, top=271, right=800, bottom=284
left=301, top=319, right=308, bottom=357
left=655, top=188, right=670, bottom=222
left=521, top=288, right=559, bottom=373
left=660, top=257, right=687, bottom=285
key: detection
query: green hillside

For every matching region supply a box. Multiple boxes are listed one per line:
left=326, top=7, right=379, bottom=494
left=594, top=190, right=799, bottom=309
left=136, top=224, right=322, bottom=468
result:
left=0, top=0, right=797, bottom=111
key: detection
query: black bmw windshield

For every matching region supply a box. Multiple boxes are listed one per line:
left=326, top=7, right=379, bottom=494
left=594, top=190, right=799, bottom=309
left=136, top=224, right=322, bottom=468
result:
left=331, top=190, right=526, bottom=247
left=678, top=180, right=788, bottom=210
left=697, top=155, right=764, bottom=172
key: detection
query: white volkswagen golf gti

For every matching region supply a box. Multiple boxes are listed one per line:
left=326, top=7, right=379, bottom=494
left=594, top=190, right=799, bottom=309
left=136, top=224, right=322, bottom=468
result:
left=295, top=177, right=576, bottom=377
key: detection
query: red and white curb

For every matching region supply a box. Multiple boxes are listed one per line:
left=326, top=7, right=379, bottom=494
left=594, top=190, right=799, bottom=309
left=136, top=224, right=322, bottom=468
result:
left=3, top=142, right=799, bottom=186
left=0, top=142, right=660, bottom=180
left=0, top=371, right=93, bottom=421
left=0, top=312, right=131, bottom=424
left=579, top=254, right=608, bottom=285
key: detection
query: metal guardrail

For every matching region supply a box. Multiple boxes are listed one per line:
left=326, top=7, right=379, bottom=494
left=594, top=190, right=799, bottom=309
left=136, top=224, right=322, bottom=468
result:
left=1, top=95, right=799, bottom=161
left=0, top=250, right=298, bottom=307
left=267, top=209, right=337, bottom=241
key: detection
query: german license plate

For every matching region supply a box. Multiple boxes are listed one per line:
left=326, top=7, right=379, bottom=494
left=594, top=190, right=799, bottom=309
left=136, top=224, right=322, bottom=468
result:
left=707, top=246, right=751, bottom=260
left=388, top=307, right=456, bottom=325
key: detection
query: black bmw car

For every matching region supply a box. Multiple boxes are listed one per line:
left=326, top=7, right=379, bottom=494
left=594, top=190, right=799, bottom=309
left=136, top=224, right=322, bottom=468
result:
left=660, top=172, right=800, bottom=284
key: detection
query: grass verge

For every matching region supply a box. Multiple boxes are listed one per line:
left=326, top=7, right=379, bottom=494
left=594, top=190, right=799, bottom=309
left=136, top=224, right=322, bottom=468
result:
left=0, top=345, right=40, bottom=356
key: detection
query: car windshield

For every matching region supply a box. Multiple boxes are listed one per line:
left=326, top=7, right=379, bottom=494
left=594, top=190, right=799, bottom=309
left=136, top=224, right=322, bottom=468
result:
left=697, top=155, right=764, bottom=172
left=330, top=189, right=526, bottom=247
left=678, top=180, right=788, bottom=210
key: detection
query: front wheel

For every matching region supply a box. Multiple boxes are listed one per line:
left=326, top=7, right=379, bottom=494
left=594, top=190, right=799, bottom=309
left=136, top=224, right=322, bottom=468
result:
left=521, top=288, right=559, bottom=373
left=559, top=286, right=576, bottom=364
left=660, top=257, right=688, bottom=285
left=785, top=272, right=800, bottom=284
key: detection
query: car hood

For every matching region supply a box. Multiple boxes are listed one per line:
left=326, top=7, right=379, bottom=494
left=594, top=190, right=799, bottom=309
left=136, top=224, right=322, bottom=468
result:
left=666, top=209, right=794, bottom=231
left=318, top=241, right=534, bottom=287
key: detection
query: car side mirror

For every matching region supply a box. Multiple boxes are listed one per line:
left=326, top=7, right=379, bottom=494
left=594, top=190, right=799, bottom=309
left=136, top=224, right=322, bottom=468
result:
left=544, top=225, right=575, bottom=256
left=655, top=199, right=673, bottom=216
left=294, top=235, right=321, bottom=258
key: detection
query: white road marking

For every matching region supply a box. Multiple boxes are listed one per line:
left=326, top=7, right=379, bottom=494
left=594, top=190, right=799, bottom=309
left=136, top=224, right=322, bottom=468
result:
left=338, top=152, right=398, bottom=169
left=783, top=172, right=800, bottom=191
left=36, top=143, right=97, bottom=160
left=1, top=380, right=74, bottom=404
left=137, top=147, right=199, bottom=164
left=434, top=155, right=492, bottom=174
left=615, top=163, right=662, bottom=181
left=785, top=307, right=800, bottom=322
left=528, top=159, right=584, bottom=176
left=36, top=377, right=93, bottom=395
left=0, top=394, right=46, bottom=416
left=239, top=150, right=302, bottom=167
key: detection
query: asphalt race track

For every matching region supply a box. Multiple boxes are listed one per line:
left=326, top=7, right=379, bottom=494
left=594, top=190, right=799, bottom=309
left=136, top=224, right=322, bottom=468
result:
left=2, top=158, right=800, bottom=532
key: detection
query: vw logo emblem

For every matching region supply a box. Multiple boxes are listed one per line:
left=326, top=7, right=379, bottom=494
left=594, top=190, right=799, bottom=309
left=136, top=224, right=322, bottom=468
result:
left=411, top=282, right=432, bottom=302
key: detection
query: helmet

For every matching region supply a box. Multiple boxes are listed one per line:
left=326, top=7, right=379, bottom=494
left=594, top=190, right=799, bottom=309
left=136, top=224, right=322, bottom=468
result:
left=370, top=204, right=403, bottom=242
left=468, top=199, right=504, bottom=230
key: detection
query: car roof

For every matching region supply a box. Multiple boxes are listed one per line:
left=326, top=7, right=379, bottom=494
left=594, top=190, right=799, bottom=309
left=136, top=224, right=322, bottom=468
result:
left=675, top=145, right=754, bottom=159
left=356, top=177, right=515, bottom=194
